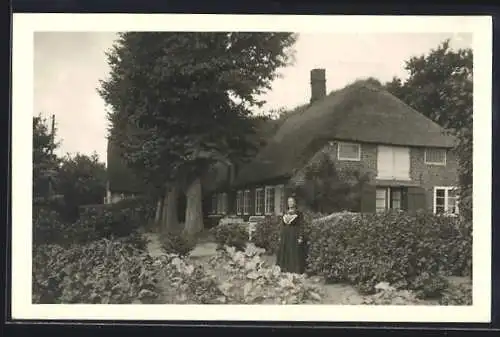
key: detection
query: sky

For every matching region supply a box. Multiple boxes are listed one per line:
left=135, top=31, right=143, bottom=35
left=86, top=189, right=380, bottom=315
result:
left=34, top=32, right=472, bottom=165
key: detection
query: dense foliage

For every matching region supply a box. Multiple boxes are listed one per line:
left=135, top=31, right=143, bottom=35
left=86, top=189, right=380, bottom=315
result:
left=57, top=152, right=107, bottom=222
left=210, top=222, right=249, bottom=251
left=33, top=196, right=155, bottom=247
left=159, top=231, right=197, bottom=257
left=33, top=238, right=160, bottom=304
left=290, top=152, right=370, bottom=213
left=384, top=40, right=473, bottom=220
left=305, top=212, right=472, bottom=297
left=251, top=216, right=281, bottom=254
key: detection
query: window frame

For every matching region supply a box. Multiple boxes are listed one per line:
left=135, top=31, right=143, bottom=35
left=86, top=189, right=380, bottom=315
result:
left=425, top=148, right=447, bottom=166
left=255, top=188, right=264, bottom=215
left=277, top=184, right=285, bottom=215
left=264, top=186, right=275, bottom=215
left=243, top=190, right=251, bottom=215
left=337, top=141, right=361, bottom=161
left=211, top=194, right=217, bottom=214
left=236, top=190, right=243, bottom=215
left=433, top=186, right=459, bottom=215
left=221, top=192, right=228, bottom=215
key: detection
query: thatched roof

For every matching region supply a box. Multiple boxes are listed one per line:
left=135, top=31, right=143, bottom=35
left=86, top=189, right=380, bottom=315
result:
left=232, top=81, right=456, bottom=187
left=108, top=80, right=456, bottom=193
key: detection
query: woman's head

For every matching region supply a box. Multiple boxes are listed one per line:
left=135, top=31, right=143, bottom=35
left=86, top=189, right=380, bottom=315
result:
left=287, top=196, right=297, bottom=209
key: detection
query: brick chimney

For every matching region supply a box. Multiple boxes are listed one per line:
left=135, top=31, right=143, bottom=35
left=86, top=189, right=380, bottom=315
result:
left=310, top=68, right=326, bottom=104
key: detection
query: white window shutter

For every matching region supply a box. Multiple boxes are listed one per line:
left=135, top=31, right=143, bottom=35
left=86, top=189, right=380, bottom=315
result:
left=377, top=146, right=393, bottom=179
left=393, top=147, right=410, bottom=180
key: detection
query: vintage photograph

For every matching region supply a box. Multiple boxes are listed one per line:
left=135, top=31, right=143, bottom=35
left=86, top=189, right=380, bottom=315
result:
left=12, top=14, right=492, bottom=322
left=32, top=30, right=473, bottom=306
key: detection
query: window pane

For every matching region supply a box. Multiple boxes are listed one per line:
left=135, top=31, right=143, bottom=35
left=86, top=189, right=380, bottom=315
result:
left=376, top=189, right=386, bottom=199
left=339, top=143, right=360, bottom=159
left=436, top=189, right=445, bottom=198
left=426, top=149, right=446, bottom=164
left=436, top=196, right=445, bottom=207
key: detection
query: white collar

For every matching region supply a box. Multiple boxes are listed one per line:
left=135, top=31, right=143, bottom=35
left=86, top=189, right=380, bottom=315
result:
left=283, top=213, right=298, bottom=224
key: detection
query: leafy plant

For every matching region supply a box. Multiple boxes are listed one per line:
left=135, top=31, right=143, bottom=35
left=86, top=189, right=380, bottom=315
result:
left=32, top=238, right=163, bottom=304
left=208, top=245, right=324, bottom=304
left=211, top=222, right=249, bottom=251
left=439, top=282, right=472, bottom=305
left=159, top=231, right=197, bottom=257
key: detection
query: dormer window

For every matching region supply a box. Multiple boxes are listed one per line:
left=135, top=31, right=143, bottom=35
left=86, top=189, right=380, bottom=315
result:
left=337, top=142, right=361, bottom=161
left=425, top=148, right=447, bottom=166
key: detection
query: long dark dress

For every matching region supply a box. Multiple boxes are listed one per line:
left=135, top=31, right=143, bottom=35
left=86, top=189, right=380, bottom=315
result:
left=276, top=211, right=306, bottom=274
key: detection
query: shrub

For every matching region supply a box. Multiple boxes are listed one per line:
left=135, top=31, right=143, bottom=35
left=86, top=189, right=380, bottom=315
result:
left=74, top=196, right=155, bottom=239
left=251, top=216, right=280, bottom=254
left=32, top=238, right=162, bottom=304
left=160, top=255, right=225, bottom=304
left=305, top=211, right=472, bottom=296
left=211, top=222, right=249, bottom=251
left=112, top=196, right=157, bottom=224
left=289, top=152, right=370, bottom=213
left=439, top=282, right=472, bottom=305
left=33, top=206, right=66, bottom=245
left=160, top=231, right=197, bottom=257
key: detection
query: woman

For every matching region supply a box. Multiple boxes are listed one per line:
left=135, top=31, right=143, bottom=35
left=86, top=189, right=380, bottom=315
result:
left=276, top=195, right=306, bottom=274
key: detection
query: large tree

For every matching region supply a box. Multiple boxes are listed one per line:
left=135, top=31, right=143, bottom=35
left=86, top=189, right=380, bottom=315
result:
left=99, top=32, right=297, bottom=235
left=384, top=39, right=473, bottom=219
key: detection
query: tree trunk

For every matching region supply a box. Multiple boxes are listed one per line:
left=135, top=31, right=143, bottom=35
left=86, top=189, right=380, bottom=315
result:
left=154, top=196, right=163, bottom=227
left=184, top=177, right=204, bottom=237
left=160, top=183, right=179, bottom=234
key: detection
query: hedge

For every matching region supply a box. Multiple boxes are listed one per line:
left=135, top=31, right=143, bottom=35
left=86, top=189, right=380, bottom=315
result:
left=34, top=196, right=156, bottom=246
left=305, top=211, right=472, bottom=297
left=250, top=211, right=472, bottom=298
left=211, top=222, right=249, bottom=251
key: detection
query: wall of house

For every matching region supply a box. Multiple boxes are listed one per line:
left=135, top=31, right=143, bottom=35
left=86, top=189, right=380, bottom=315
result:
left=410, top=147, right=459, bottom=210
left=289, top=140, right=459, bottom=212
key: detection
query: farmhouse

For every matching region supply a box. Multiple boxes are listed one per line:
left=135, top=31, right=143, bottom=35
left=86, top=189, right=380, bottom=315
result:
left=203, top=69, right=459, bottom=222
left=106, top=68, right=460, bottom=224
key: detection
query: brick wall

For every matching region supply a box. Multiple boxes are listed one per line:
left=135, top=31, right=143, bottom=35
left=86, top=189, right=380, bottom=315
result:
left=290, top=140, right=459, bottom=212
left=410, top=147, right=459, bottom=210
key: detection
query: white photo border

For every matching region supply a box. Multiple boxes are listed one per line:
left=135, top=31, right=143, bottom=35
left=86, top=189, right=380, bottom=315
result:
left=12, top=13, right=492, bottom=323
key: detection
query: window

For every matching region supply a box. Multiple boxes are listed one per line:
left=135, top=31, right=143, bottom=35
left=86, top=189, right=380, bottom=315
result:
left=265, top=186, right=275, bottom=215
left=376, top=188, right=387, bottom=213
left=211, top=195, right=217, bottom=214
left=425, top=148, right=447, bottom=165
left=243, top=190, right=251, bottom=215
left=216, top=193, right=228, bottom=214
left=275, top=184, right=285, bottom=215
left=376, top=187, right=404, bottom=212
left=377, top=145, right=410, bottom=180
left=236, top=191, right=243, bottom=215
left=338, top=142, right=361, bottom=161
left=255, top=188, right=264, bottom=215
left=433, top=187, right=459, bottom=215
